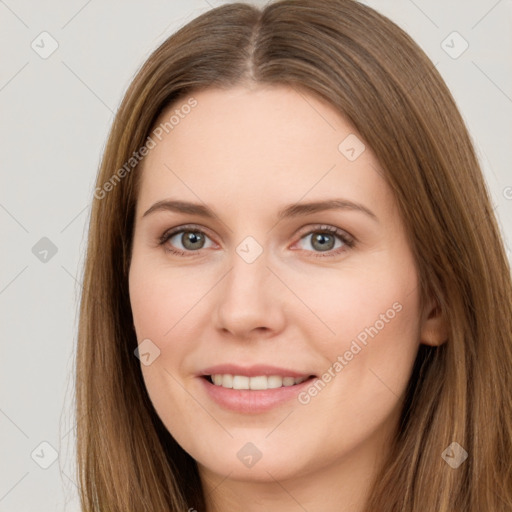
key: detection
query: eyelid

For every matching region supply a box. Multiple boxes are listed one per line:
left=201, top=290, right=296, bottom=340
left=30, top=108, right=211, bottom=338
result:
left=293, top=224, right=354, bottom=242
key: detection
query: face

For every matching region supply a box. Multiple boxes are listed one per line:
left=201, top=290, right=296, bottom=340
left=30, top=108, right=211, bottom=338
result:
left=129, top=85, right=425, bottom=486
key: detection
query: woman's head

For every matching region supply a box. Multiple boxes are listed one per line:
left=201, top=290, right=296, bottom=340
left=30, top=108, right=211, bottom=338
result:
left=129, top=82, right=440, bottom=492
left=77, top=1, right=512, bottom=511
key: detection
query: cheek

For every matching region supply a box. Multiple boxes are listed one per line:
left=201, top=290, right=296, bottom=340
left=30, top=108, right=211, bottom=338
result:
left=128, top=256, right=213, bottom=416
left=129, top=255, right=212, bottom=344
left=129, top=259, right=206, bottom=442
left=301, top=257, right=421, bottom=412
left=286, top=265, right=421, bottom=471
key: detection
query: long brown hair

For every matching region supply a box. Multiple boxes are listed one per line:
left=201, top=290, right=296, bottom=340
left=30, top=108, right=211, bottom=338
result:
left=76, top=1, right=512, bottom=510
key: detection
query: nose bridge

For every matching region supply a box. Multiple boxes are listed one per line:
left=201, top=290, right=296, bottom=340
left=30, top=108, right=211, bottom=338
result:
left=224, top=237, right=271, bottom=305
left=213, top=234, right=285, bottom=336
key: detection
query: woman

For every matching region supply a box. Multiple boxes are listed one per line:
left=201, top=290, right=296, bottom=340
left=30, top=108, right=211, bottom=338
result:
left=76, top=0, right=512, bottom=510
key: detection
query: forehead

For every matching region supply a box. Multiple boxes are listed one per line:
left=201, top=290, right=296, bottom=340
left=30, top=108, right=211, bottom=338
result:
left=151, top=85, right=355, bottom=162
left=136, top=85, right=393, bottom=219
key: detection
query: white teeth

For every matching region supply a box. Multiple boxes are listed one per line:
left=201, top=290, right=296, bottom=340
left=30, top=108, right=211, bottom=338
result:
left=282, top=377, right=296, bottom=387
left=232, top=375, right=250, bottom=389
left=249, top=376, right=267, bottom=390
left=222, top=374, right=233, bottom=388
left=267, top=376, right=283, bottom=388
left=209, top=374, right=309, bottom=390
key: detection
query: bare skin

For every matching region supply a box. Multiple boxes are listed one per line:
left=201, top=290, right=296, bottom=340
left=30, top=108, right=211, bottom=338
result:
left=129, top=85, right=447, bottom=511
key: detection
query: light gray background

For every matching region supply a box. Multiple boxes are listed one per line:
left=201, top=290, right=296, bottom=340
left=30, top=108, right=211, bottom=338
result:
left=1, top=1, right=511, bottom=510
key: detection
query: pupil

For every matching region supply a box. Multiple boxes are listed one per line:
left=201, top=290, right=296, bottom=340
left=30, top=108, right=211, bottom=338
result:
left=184, top=232, right=203, bottom=249
left=314, top=233, right=333, bottom=251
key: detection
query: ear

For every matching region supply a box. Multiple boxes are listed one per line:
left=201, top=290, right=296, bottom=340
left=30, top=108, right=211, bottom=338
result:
left=420, top=296, right=449, bottom=347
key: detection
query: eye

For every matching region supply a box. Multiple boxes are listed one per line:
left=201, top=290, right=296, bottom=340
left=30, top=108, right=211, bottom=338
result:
left=158, top=223, right=356, bottom=258
left=159, top=224, right=215, bottom=256
left=293, top=225, right=355, bottom=258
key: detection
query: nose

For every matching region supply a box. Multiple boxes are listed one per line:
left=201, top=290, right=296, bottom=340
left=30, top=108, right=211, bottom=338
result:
left=212, top=243, right=287, bottom=340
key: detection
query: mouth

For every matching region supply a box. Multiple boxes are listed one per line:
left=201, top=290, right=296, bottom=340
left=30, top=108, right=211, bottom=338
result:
left=203, top=374, right=314, bottom=390
left=197, top=366, right=317, bottom=413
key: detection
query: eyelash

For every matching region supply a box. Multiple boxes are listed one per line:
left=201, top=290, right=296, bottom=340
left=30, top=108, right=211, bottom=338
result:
left=158, top=223, right=356, bottom=258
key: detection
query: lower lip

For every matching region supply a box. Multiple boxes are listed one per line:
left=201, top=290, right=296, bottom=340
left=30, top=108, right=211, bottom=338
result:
left=199, top=376, right=316, bottom=414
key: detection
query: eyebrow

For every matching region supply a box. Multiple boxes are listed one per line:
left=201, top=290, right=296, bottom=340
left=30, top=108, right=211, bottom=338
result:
left=142, top=198, right=378, bottom=223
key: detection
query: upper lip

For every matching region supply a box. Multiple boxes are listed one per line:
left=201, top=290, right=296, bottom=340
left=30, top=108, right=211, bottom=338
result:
left=198, top=364, right=315, bottom=378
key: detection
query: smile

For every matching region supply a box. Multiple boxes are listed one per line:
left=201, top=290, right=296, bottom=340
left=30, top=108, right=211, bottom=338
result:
left=207, top=374, right=310, bottom=390
left=198, top=365, right=317, bottom=413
